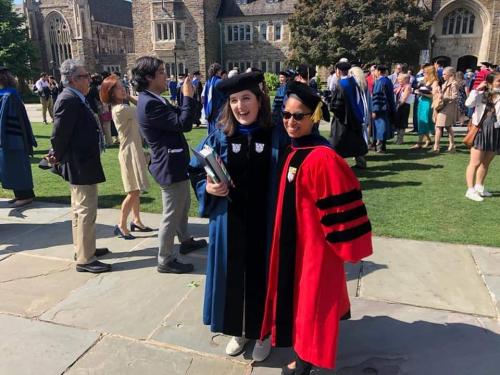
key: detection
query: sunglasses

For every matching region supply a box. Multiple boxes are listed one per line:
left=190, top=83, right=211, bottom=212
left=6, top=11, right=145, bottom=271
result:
left=75, top=73, right=90, bottom=80
left=282, top=111, right=313, bottom=121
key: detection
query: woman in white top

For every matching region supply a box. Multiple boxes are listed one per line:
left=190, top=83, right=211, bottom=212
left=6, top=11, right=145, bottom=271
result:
left=464, top=71, right=500, bottom=201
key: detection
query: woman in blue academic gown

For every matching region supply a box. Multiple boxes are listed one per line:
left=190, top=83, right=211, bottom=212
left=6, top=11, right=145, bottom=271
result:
left=191, top=71, right=288, bottom=362
left=0, top=66, right=37, bottom=207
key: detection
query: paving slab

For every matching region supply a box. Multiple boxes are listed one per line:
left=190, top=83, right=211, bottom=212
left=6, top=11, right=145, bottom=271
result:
left=40, top=253, right=207, bottom=338
left=0, top=313, right=99, bottom=375
left=151, top=278, right=252, bottom=362
left=67, top=335, right=249, bottom=375
left=345, top=262, right=361, bottom=297
left=469, top=245, right=500, bottom=276
left=0, top=254, right=94, bottom=317
left=333, top=298, right=500, bottom=375
left=0, top=198, right=71, bottom=224
left=360, top=237, right=497, bottom=317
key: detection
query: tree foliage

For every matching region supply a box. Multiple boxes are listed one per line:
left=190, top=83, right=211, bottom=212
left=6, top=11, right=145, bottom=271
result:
left=288, top=0, right=432, bottom=67
left=0, top=0, right=38, bottom=80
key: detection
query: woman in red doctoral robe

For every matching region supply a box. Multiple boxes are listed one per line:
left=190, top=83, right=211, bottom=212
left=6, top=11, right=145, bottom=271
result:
left=261, top=82, right=373, bottom=375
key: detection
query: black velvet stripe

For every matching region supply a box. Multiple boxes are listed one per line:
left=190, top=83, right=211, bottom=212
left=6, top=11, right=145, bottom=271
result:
left=326, top=220, right=372, bottom=244
left=320, top=205, right=367, bottom=226
left=316, top=189, right=362, bottom=210
left=275, top=148, right=313, bottom=347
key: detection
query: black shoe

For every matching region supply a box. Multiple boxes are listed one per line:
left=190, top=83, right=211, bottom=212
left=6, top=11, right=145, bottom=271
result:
left=73, top=248, right=109, bottom=261
left=76, top=260, right=112, bottom=273
left=95, top=248, right=110, bottom=257
left=179, top=237, right=207, bottom=255
left=281, top=365, right=295, bottom=375
left=114, top=225, right=136, bottom=240
left=158, top=259, right=194, bottom=274
left=130, top=222, right=154, bottom=232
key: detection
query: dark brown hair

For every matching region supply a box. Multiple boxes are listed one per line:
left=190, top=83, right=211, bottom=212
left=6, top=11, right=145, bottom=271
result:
left=217, top=87, right=272, bottom=137
left=483, top=71, right=500, bottom=105
left=99, top=74, right=120, bottom=105
left=0, top=69, right=17, bottom=88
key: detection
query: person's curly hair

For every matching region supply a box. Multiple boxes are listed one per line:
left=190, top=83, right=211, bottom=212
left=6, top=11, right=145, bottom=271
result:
left=482, top=71, right=500, bottom=105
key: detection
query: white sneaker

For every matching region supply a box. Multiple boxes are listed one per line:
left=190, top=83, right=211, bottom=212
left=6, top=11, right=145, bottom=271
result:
left=465, top=189, right=484, bottom=202
left=252, top=338, right=271, bottom=362
left=225, top=336, right=249, bottom=356
left=475, top=185, right=493, bottom=197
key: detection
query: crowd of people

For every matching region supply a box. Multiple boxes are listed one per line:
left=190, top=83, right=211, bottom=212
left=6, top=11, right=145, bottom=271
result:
left=0, top=52, right=499, bottom=374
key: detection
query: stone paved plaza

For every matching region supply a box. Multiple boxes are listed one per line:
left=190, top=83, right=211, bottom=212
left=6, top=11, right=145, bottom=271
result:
left=1, top=199, right=499, bottom=375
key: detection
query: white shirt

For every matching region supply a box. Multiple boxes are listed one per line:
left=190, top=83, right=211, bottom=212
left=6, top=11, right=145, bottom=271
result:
left=35, top=78, right=49, bottom=92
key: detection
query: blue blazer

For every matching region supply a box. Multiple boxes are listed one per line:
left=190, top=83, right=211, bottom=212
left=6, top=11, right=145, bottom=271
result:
left=136, top=91, right=196, bottom=186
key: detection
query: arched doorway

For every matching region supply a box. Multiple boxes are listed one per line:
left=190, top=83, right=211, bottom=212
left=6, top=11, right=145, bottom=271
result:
left=457, top=55, right=478, bottom=72
left=44, top=12, right=73, bottom=68
left=433, top=55, right=452, bottom=67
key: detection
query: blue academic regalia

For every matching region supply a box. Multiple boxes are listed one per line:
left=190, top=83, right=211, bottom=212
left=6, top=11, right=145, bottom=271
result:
left=0, top=88, right=37, bottom=191
left=372, top=76, right=396, bottom=141
left=190, top=124, right=288, bottom=338
left=203, top=76, right=226, bottom=133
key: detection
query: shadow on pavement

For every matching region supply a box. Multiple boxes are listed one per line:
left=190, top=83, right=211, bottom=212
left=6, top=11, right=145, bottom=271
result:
left=253, top=316, right=500, bottom=375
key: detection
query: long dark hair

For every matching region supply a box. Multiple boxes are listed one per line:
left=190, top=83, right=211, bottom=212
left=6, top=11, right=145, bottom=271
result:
left=218, top=87, right=272, bottom=137
left=483, top=71, right=500, bottom=105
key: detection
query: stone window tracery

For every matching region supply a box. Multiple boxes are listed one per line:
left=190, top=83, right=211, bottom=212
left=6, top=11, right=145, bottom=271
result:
left=45, top=12, right=73, bottom=66
left=442, top=8, right=475, bottom=35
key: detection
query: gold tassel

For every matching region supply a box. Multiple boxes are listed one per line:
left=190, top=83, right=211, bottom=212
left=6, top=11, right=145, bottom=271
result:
left=310, top=101, right=323, bottom=123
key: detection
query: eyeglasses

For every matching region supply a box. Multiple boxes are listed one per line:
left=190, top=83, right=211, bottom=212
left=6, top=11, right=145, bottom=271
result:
left=75, top=73, right=90, bottom=80
left=282, top=111, right=313, bottom=121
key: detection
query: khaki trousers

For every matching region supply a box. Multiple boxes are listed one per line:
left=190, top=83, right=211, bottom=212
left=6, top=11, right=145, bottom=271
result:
left=101, top=121, right=113, bottom=145
left=40, top=97, right=54, bottom=122
left=158, top=180, right=191, bottom=265
left=71, top=184, right=98, bottom=264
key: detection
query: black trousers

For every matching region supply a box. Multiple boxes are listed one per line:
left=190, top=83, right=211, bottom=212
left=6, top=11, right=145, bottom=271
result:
left=13, top=189, right=35, bottom=199
left=294, top=350, right=313, bottom=375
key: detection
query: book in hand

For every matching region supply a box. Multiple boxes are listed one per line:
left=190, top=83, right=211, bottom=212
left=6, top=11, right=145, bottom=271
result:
left=191, top=145, right=233, bottom=186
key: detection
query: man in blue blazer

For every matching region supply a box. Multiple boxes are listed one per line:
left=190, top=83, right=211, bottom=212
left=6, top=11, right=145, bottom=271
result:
left=133, top=56, right=207, bottom=274
left=51, top=59, right=111, bottom=273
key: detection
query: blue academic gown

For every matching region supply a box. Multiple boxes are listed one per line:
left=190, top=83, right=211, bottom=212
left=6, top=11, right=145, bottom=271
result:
left=203, top=76, right=226, bottom=134
left=190, top=124, right=288, bottom=338
left=372, top=76, right=396, bottom=141
left=0, top=88, right=36, bottom=191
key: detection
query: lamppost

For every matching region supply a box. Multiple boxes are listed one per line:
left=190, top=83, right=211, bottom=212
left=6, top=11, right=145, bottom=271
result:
left=430, top=34, right=437, bottom=63
left=49, top=60, right=56, bottom=78
left=174, top=47, right=178, bottom=83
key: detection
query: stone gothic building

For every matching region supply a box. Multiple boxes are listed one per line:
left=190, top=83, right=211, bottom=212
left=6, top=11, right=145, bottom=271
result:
left=431, top=0, right=499, bottom=70
left=128, top=0, right=297, bottom=77
left=21, top=0, right=134, bottom=75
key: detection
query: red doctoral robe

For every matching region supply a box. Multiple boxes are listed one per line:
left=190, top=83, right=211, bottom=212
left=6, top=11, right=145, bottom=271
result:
left=261, top=141, right=373, bottom=369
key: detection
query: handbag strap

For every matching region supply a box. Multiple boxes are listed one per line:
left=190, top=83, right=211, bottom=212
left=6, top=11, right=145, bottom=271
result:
left=477, top=103, right=492, bottom=129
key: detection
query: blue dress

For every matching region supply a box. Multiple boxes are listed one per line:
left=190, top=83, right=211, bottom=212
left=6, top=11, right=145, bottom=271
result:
left=190, top=124, right=288, bottom=338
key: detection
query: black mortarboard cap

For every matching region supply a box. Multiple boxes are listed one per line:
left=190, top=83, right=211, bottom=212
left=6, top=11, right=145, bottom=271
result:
left=286, top=81, right=327, bottom=122
left=217, top=71, right=264, bottom=96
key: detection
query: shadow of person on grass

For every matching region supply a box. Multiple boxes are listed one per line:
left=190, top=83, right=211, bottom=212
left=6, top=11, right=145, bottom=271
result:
left=253, top=315, right=500, bottom=375
left=360, top=180, right=422, bottom=191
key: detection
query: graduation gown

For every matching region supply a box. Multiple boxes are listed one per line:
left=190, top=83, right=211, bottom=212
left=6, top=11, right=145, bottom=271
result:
left=372, top=76, right=396, bottom=141
left=0, top=88, right=37, bottom=191
left=191, top=124, right=288, bottom=339
left=330, top=76, right=368, bottom=158
left=260, top=134, right=373, bottom=369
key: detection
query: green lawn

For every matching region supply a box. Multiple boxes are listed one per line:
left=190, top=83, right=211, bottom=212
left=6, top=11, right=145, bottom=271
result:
left=2, top=123, right=499, bottom=247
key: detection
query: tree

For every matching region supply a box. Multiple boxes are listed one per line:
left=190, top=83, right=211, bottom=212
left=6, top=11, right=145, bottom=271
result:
left=288, top=0, right=432, bottom=67
left=0, top=0, right=38, bottom=81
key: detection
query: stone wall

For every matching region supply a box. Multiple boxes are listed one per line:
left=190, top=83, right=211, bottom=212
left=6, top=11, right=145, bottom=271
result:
left=221, top=15, right=291, bottom=72
left=24, top=0, right=132, bottom=75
